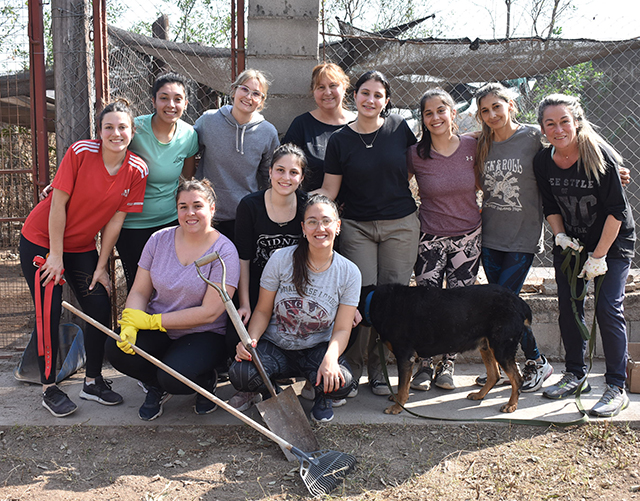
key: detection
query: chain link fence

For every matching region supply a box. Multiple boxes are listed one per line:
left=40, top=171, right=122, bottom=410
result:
left=2, top=1, right=640, bottom=348
left=0, top=0, right=39, bottom=349
left=0, top=0, right=233, bottom=350
left=319, top=15, right=640, bottom=285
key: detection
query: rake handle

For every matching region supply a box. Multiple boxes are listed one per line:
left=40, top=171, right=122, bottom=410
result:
left=61, top=301, right=294, bottom=452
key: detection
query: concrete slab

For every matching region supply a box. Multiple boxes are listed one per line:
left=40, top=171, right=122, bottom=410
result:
left=1, top=355, right=638, bottom=428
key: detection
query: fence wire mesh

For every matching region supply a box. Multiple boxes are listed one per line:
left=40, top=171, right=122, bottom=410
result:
left=2, top=0, right=640, bottom=349
left=319, top=13, right=640, bottom=281
left=0, top=0, right=37, bottom=349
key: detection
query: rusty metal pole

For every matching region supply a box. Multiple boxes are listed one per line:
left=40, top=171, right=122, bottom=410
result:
left=28, top=0, right=51, bottom=204
left=231, top=0, right=237, bottom=80
left=237, top=0, right=245, bottom=73
left=93, top=0, right=109, bottom=113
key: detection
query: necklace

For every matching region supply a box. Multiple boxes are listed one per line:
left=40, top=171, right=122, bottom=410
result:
left=308, top=252, right=333, bottom=272
left=268, top=189, right=295, bottom=227
left=354, top=121, right=381, bottom=149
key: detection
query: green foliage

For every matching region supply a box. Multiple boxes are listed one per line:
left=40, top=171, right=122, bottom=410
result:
left=0, top=0, right=28, bottom=72
left=108, top=0, right=231, bottom=47
left=518, top=62, right=608, bottom=124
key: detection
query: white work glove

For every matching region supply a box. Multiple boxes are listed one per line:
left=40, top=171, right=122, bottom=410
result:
left=578, top=254, right=608, bottom=280
left=555, top=232, right=583, bottom=252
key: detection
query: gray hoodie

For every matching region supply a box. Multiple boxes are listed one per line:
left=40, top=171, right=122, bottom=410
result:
left=194, top=104, right=279, bottom=222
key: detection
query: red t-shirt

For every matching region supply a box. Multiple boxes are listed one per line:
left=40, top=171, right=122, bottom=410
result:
left=22, top=140, right=148, bottom=252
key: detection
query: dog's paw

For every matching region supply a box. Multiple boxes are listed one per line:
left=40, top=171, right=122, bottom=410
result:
left=500, top=402, right=518, bottom=413
left=466, top=391, right=484, bottom=401
left=384, top=404, right=403, bottom=415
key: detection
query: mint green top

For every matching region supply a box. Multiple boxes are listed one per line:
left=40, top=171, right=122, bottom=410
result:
left=123, top=114, right=199, bottom=229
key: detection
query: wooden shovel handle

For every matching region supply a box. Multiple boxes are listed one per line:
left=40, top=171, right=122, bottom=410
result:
left=61, top=301, right=293, bottom=451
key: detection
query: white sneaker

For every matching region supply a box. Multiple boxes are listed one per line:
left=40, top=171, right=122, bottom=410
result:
left=521, top=355, right=554, bottom=392
left=589, top=384, right=629, bottom=417
left=434, top=360, right=456, bottom=390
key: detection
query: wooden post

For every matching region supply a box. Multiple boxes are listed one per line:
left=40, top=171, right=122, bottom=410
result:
left=51, top=0, right=92, bottom=153
left=152, top=15, right=170, bottom=79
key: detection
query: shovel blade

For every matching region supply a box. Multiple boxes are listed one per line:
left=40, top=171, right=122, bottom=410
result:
left=256, top=386, right=319, bottom=461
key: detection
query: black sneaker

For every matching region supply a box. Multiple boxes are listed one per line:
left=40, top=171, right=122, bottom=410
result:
left=194, top=394, right=218, bottom=415
left=79, top=376, right=123, bottom=405
left=138, top=385, right=172, bottom=421
left=42, top=386, right=78, bottom=417
left=194, top=374, right=218, bottom=415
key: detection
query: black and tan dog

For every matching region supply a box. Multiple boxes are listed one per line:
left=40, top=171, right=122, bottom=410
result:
left=358, top=283, right=530, bottom=414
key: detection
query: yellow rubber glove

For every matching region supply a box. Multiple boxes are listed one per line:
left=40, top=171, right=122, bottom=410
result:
left=117, top=325, right=139, bottom=355
left=121, top=308, right=166, bottom=332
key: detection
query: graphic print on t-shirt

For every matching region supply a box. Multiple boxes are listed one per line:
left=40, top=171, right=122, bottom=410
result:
left=254, top=234, right=300, bottom=269
left=483, top=158, right=523, bottom=212
left=274, top=297, right=331, bottom=341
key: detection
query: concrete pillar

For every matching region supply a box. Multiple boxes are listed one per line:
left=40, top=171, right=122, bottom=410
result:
left=247, top=0, right=320, bottom=134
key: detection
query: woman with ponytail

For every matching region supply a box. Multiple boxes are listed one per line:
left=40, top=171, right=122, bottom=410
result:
left=229, top=194, right=361, bottom=423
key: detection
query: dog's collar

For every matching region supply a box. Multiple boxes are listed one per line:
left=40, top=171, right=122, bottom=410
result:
left=364, top=290, right=374, bottom=325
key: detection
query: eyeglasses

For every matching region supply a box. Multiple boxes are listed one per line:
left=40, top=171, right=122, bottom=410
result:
left=235, top=84, right=265, bottom=101
left=304, top=218, right=337, bottom=229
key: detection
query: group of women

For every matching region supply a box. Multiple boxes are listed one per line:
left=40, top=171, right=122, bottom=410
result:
left=20, top=61, right=634, bottom=423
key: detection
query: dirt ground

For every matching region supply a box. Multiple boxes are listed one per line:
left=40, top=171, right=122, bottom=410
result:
left=0, top=420, right=638, bottom=500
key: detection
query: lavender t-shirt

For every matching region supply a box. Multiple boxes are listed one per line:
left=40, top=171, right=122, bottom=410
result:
left=408, top=135, right=481, bottom=236
left=139, top=226, right=240, bottom=339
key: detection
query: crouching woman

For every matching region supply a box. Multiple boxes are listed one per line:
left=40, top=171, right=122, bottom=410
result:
left=106, top=179, right=239, bottom=420
left=229, top=194, right=361, bottom=422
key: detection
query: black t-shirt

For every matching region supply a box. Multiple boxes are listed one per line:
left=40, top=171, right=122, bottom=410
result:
left=234, top=189, right=308, bottom=308
left=282, top=112, right=347, bottom=192
left=533, top=146, right=635, bottom=259
left=324, top=114, right=417, bottom=221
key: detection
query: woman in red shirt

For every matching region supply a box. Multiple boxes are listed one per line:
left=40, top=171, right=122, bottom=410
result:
left=20, top=99, right=148, bottom=418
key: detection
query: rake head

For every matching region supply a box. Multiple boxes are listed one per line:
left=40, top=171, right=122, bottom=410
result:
left=292, top=448, right=357, bottom=497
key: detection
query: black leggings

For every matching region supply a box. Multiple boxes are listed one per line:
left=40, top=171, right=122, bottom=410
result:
left=116, top=221, right=178, bottom=291
left=19, top=236, right=110, bottom=384
left=229, top=339, right=356, bottom=399
left=106, top=330, right=227, bottom=394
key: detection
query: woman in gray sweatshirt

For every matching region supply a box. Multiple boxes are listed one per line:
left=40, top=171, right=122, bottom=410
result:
left=194, top=69, right=280, bottom=242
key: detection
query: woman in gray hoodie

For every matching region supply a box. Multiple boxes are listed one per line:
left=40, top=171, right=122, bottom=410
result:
left=194, top=69, right=280, bottom=241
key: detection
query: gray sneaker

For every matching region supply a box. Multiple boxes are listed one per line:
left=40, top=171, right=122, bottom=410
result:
left=589, top=384, right=629, bottom=418
left=410, top=358, right=434, bottom=391
left=434, top=360, right=456, bottom=390
left=521, top=355, right=554, bottom=393
left=369, top=379, right=391, bottom=396
left=543, top=371, right=591, bottom=399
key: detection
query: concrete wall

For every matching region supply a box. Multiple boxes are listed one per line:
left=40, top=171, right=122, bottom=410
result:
left=247, top=0, right=320, bottom=134
left=457, top=291, right=640, bottom=364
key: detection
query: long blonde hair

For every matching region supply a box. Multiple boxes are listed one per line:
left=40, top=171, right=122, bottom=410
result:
left=537, top=93, right=622, bottom=183
left=473, top=83, right=518, bottom=186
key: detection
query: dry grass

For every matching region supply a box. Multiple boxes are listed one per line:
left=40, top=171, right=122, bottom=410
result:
left=0, top=422, right=638, bottom=500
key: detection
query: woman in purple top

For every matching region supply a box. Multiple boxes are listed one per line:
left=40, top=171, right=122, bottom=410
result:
left=407, top=88, right=481, bottom=392
left=106, top=179, right=240, bottom=421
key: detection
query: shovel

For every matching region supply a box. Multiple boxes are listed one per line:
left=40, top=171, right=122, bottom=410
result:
left=61, top=301, right=356, bottom=497
left=194, top=252, right=320, bottom=461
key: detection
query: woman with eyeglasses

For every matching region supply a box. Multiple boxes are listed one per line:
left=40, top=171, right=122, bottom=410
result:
left=194, top=69, right=280, bottom=241
left=229, top=194, right=361, bottom=423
